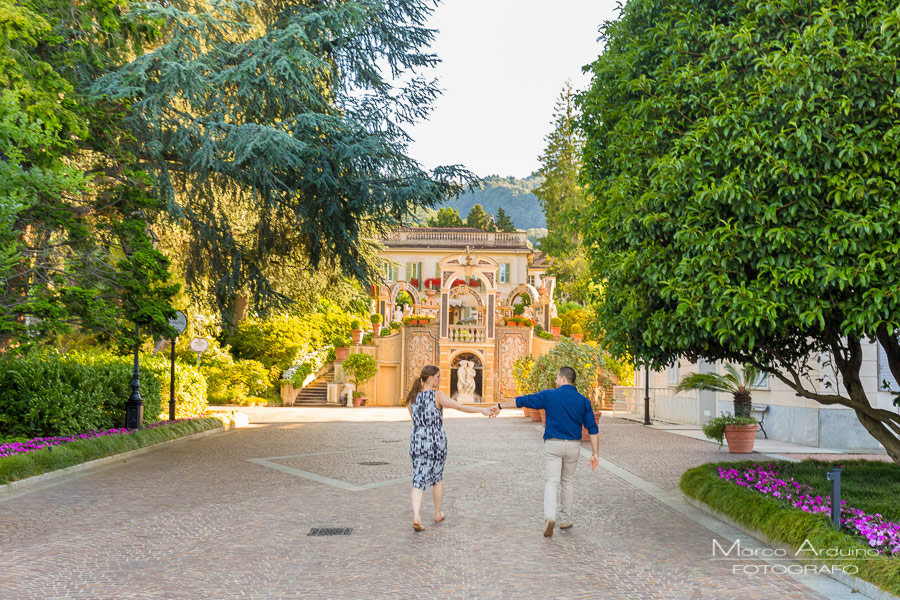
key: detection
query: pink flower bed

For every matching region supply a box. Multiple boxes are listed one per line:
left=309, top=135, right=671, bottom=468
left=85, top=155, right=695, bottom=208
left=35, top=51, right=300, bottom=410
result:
left=0, top=419, right=201, bottom=458
left=718, top=464, right=900, bottom=555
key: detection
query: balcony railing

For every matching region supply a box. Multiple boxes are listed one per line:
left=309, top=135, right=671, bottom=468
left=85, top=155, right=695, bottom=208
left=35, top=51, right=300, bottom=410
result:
left=384, top=230, right=529, bottom=248
left=448, top=325, right=486, bottom=343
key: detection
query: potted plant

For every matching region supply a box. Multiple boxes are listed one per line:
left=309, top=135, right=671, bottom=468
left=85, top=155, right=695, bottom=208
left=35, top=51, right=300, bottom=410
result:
left=570, top=323, right=583, bottom=342
left=390, top=320, right=402, bottom=331
left=551, top=317, right=562, bottom=338
left=530, top=404, right=543, bottom=422
left=350, top=319, right=364, bottom=345
left=333, top=334, right=351, bottom=362
left=676, top=364, right=762, bottom=453
left=410, top=277, right=419, bottom=289
left=701, top=413, right=759, bottom=452
left=342, top=353, right=378, bottom=407
left=370, top=313, right=383, bottom=335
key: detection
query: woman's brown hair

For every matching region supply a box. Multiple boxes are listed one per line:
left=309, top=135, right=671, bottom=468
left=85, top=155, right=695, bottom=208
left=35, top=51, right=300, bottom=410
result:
left=405, top=365, right=440, bottom=405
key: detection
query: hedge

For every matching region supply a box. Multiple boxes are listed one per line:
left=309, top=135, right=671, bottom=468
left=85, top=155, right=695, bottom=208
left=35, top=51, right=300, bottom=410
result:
left=0, top=349, right=207, bottom=438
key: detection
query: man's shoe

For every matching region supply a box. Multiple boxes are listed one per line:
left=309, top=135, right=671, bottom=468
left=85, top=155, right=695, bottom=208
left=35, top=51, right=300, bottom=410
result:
left=543, top=518, right=555, bottom=537
left=558, top=522, right=573, bottom=529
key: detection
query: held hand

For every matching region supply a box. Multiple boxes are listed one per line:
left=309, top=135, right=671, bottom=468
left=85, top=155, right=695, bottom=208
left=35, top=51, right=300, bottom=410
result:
left=488, top=406, right=500, bottom=418
left=590, top=455, right=599, bottom=472
left=480, top=407, right=493, bottom=417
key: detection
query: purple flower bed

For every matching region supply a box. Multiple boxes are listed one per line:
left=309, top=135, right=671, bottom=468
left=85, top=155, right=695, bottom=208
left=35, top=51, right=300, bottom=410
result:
left=718, top=464, right=900, bottom=556
left=0, top=419, right=202, bottom=458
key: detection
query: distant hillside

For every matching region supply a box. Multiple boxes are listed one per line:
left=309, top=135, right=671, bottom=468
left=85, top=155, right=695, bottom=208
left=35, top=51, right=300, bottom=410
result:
left=417, top=175, right=547, bottom=230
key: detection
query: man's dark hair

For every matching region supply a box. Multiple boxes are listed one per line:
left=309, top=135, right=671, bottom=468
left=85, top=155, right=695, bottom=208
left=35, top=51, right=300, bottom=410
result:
left=558, top=366, right=576, bottom=384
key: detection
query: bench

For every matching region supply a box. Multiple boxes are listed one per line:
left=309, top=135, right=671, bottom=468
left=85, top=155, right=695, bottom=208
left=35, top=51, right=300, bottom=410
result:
left=751, top=404, right=769, bottom=439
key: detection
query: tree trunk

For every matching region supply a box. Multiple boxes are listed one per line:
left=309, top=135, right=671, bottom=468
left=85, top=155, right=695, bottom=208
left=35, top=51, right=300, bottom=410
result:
left=733, top=390, right=751, bottom=418
left=853, top=406, right=900, bottom=463
left=232, top=295, right=249, bottom=326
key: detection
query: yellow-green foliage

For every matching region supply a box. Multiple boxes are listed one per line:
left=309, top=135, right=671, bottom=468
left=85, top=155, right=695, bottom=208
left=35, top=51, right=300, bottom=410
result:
left=143, top=355, right=208, bottom=420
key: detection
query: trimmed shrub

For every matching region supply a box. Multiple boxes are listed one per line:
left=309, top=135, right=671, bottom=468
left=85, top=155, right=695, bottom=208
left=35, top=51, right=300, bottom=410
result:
left=144, top=355, right=208, bottom=421
left=370, top=313, right=383, bottom=324
left=0, top=349, right=163, bottom=437
left=551, top=317, right=562, bottom=327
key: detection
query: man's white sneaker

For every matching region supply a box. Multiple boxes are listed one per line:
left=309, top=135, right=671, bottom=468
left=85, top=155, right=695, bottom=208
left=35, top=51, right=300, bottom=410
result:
left=543, top=518, right=555, bottom=537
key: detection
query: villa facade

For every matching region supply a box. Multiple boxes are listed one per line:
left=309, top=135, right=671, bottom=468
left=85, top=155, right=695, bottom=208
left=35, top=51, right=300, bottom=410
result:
left=339, top=228, right=559, bottom=406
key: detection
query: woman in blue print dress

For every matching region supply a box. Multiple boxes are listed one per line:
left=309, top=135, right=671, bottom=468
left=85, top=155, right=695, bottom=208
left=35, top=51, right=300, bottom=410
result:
left=406, top=365, right=493, bottom=531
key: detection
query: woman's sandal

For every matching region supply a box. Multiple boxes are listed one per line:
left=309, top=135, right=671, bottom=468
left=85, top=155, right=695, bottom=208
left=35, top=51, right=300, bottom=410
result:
left=413, top=521, right=425, bottom=532
left=434, top=512, right=445, bottom=524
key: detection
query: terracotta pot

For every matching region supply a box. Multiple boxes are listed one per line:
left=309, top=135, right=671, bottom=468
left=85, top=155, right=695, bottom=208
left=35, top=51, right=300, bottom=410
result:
left=353, top=396, right=364, bottom=407
left=552, top=326, right=561, bottom=338
left=351, top=329, right=363, bottom=345
left=334, top=346, right=349, bottom=362
left=372, top=323, right=381, bottom=336
left=540, top=409, right=546, bottom=424
left=572, top=333, right=583, bottom=343
left=724, top=423, right=758, bottom=453
left=581, top=411, right=601, bottom=441
left=529, top=408, right=543, bottom=422
left=522, top=407, right=531, bottom=418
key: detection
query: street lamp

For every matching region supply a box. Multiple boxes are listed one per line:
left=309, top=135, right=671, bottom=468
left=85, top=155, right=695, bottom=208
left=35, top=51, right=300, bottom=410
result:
left=123, top=221, right=159, bottom=431
left=125, top=324, right=144, bottom=430
left=643, top=363, right=651, bottom=425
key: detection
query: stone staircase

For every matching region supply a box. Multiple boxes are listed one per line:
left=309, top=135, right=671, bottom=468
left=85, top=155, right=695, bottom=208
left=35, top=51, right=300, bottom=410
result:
left=295, top=367, right=335, bottom=406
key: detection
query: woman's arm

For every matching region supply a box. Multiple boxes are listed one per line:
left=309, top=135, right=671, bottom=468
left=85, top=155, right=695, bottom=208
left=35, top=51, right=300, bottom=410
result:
left=434, top=391, right=492, bottom=416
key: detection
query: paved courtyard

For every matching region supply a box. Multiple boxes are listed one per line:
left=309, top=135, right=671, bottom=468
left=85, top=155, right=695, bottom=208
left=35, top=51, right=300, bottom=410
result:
left=0, top=409, right=870, bottom=599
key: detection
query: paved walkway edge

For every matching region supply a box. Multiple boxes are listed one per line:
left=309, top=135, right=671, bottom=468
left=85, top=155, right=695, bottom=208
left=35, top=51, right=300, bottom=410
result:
left=0, top=426, right=227, bottom=496
left=682, top=495, right=900, bottom=600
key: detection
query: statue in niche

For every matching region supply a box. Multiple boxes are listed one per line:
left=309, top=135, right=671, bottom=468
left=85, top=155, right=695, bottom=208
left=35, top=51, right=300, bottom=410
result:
left=393, top=305, right=403, bottom=324
left=456, top=360, right=476, bottom=403
left=523, top=305, right=534, bottom=320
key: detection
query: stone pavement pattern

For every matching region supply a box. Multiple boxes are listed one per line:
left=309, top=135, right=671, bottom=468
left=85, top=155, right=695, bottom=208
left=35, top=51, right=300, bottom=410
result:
left=0, top=409, right=835, bottom=599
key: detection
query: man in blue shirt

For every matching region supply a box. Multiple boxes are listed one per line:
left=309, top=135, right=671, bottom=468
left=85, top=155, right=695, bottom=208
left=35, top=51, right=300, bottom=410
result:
left=495, top=366, right=599, bottom=537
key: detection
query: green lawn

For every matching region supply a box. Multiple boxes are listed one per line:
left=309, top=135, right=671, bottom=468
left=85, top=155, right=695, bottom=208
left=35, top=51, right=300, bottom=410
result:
left=780, top=459, right=900, bottom=521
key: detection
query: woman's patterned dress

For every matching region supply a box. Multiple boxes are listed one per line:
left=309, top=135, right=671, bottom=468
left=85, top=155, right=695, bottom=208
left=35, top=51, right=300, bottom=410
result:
left=409, top=389, right=447, bottom=490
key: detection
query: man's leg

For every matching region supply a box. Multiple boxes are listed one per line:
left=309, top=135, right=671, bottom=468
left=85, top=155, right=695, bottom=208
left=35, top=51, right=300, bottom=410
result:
left=543, top=440, right=564, bottom=536
left=558, top=440, right=580, bottom=527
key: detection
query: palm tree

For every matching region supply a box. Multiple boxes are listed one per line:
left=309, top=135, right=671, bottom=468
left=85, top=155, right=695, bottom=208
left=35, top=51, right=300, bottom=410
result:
left=675, top=364, right=762, bottom=418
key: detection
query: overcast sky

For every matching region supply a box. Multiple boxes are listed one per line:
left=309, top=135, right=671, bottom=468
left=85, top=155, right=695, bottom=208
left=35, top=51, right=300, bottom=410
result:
left=405, top=0, right=621, bottom=179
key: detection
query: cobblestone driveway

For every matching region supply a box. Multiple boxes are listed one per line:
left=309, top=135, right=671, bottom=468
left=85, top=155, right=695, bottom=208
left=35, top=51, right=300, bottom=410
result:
left=0, top=409, right=856, bottom=599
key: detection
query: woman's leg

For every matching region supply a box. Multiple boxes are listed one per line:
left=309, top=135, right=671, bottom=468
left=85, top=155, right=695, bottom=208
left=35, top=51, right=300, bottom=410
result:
left=411, top=486, right=424, bottom=526
left=432, top=481, right=444, bottom=521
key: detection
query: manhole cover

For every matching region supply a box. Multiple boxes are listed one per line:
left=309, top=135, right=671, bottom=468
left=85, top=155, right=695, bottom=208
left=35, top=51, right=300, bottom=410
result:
left=308, top=527, right=353, bottom=536
left=358, top=461, right=389, bottom=466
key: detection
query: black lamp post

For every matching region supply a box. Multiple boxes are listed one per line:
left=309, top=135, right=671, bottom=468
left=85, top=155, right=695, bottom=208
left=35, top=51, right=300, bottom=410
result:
left=123, top=221, right=158, bottom=431
left=125, top=324, right=144, bottom=430
left=643, top=364, right=651, bottom=425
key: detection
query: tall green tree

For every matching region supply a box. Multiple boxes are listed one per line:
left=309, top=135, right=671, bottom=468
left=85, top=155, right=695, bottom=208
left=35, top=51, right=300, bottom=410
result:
left=579, top=0, right=900, bottom=461
left=94, top=0, right=473, bottom=325
left=0, top=0, right=178, bottom=346
left=427, top=207, right=465, bottom=228
left=494, top=207, right=516, bottom=232
left=535, top=82, right=590, bottom=302
left=465, top=204, right=492, bottom=230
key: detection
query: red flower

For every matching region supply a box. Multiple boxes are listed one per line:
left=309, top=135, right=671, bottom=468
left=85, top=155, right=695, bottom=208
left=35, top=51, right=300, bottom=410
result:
left=468, top=278, right=480, bottom=287
left=451, top=278, right=465, bottom=287
left=410, top=277, right=419, bottom=287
